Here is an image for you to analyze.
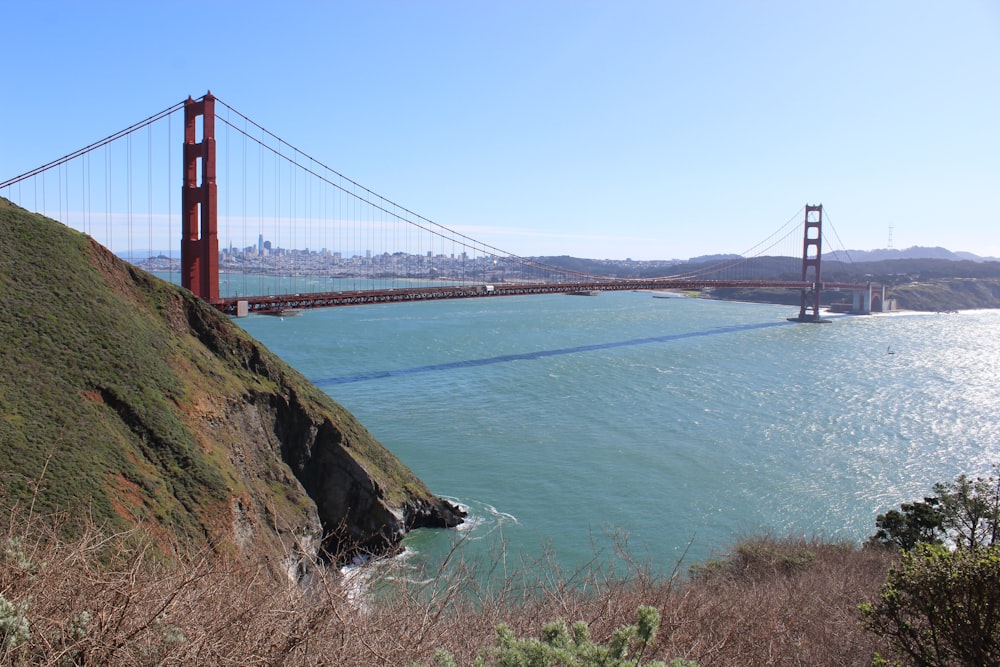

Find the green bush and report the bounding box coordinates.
[869,498,945,551]
[870,467,1000,552]
[860,544,1000,666]
[418,605,697,667]
[934,472,1000,550]
[0,594,30,651]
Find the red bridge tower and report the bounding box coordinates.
[180,93,220,304]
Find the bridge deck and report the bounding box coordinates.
[215,279,873,316]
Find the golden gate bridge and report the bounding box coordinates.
[0,92,883,322]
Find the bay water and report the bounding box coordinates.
[236,292,1000,573]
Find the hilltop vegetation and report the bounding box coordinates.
[0,512,899,665]
[0,198,462,570]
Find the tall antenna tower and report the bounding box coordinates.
[887,224,894,249]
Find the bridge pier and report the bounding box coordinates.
[852,289,870,314]
[851,283,886,314]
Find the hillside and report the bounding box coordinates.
[886,278,1000,311]
[827,245,998,262]
[0,198,463,572]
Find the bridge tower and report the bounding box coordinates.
[792,204,828,323]
[181,93,220,304]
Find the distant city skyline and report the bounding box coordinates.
[117,238,999,265]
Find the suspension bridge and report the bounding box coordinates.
[0,92,884,322]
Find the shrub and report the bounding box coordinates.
[860,544,1000,666]
[421,606,696,667]
[869,498,944,551]
[934,472,1000,550]
[869,466,1000,552]
[0,594,29,651]
[0,509,893,665]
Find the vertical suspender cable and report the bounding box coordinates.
[105,145,111,254]
[274,141,280,296]
[127,132,133,262]
[380,198,385,288]
[242,114,248,298]
[147,124,153,265]
[353,182,358,291]
[223,105,229,298]
[322,165,328,284]
[394,205,399,288]
[168,111,174,286]
[84,152,90,237]
[307,156,312,285]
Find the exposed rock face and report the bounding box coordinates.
[170,283,465,562]
[270,388,465,557]
[207,379,467,561]
[0,198,463,574]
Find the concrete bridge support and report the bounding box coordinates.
[851,283,886,314]
[852,289,871,314]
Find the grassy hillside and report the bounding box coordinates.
[0,200,219,538]
[888,277,1000,311]
[0,198,461,564]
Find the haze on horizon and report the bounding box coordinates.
[1,1,997,261]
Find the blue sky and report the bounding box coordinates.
[2,1,998,260]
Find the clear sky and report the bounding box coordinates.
[2,1,998,260]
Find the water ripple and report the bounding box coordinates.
[311,319,795,386]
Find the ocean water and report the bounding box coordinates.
[237,292,1000,572]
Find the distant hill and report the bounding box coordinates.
[0,198,462,573]
[535,247,997,280]
[821,246,996,263]
[686,253,743,264]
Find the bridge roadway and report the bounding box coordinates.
[215,278,872,316]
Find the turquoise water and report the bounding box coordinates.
[237,293,1000,571]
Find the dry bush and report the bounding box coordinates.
[0,510,899,666]
[657,536,899,666]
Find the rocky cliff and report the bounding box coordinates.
[0,198,463,574]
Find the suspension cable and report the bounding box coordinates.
[0,100,186,190]
[211,97,609,282]
[821,208,855,264]
[664,207,805,280]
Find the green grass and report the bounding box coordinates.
[0,198,447,554]
[0,201,227,539]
